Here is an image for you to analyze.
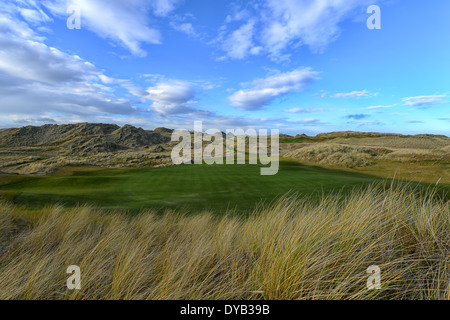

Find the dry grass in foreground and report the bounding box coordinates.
[0,184,449,300]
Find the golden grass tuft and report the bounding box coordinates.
[284,143,377,168]
[0,184,448,300]
[332,136,449,150]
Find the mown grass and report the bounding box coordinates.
[0,161,389,214]
[0,183,448,300]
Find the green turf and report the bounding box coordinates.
[0,160,400,214]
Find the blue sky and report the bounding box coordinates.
[0,0,449,135]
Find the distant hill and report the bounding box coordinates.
[0,123,170,156]
[314,131,448,139]
[0,123,448,175]
[154,127,174,137]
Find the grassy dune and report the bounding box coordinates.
[281,135,449,184]
[0,183,448,300]
[284,143,378,168]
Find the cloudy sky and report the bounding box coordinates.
[0,0,449,135]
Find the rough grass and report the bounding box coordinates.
[0,149,172,175]
[381,149,450,162]
[284,143,378,168]
[332,136,449,150]
[0,183,448,300]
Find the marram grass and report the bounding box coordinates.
[0,183,448,300]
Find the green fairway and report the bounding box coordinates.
[0,160,398,214]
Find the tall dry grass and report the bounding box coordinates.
[0,183,448,300]
[332,136,449,150]
[284,143,377,168]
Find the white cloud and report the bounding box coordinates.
[218,0,372,61]
[263,0,371,58]
[220,19,259,60]
[0,74,135,117]
[4,0,186,57]
[284,108,328,113]
[229,68,319,110]
[151,0,179,17]
[347,120,382,126]
[38,0,165,57]
[0,36,99,84]
[98,74,118,85]
[19,7,52,24]
[313,90,328,98]
[0,10,137,125]
[224,4,250,24]
[333,90,376,98]
[367,105,393,109]
[402,95,448,108]
[171,22,197,37]
[146,81,196,114]
[284,108,313,113]
[0,13,45,41]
